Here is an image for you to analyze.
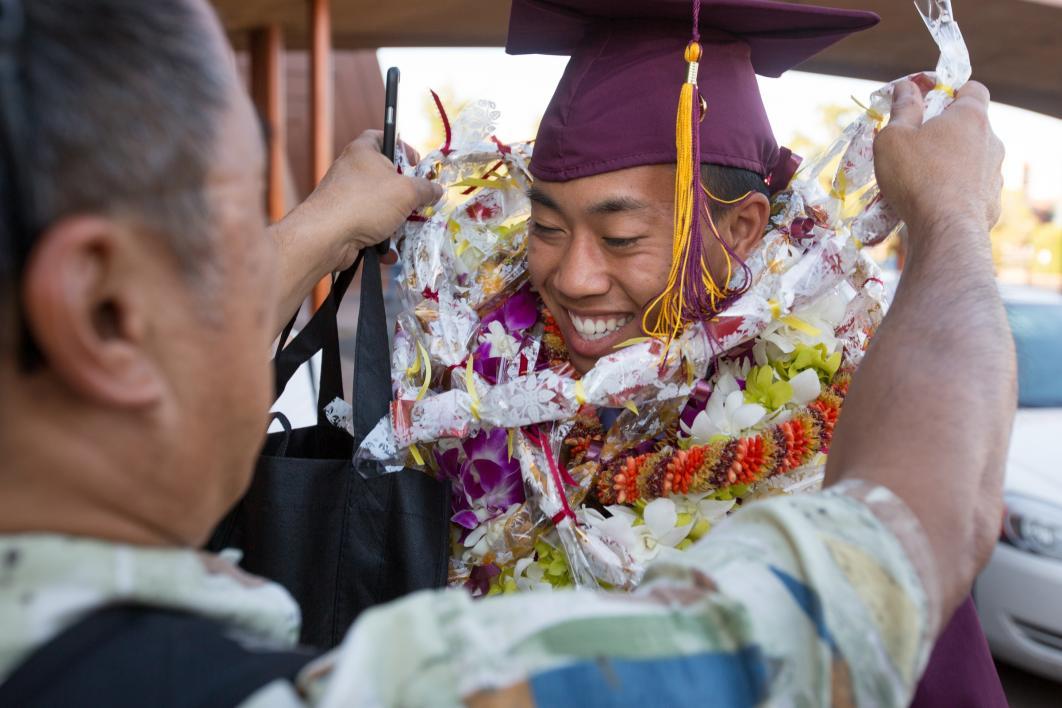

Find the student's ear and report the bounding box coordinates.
[22,215,164,407]
[722,192,771,260]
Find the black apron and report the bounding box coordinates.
[208,249,450,649]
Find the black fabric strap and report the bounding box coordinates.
[0,604,320,708]
[273,251,364,409]
[351,247,392,446]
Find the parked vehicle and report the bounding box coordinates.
[974,284,1062,683]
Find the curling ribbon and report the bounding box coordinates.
[430,89,453,156]
[415,342,431,401]
[524,427,579,525]
[574,379,586,406]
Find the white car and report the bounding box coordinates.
[974,284,1062,682]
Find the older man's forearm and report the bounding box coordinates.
[269,215,334,338]
[824,214,1015,616]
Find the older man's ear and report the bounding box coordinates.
[714,191,771,260]
[21,215,166,408]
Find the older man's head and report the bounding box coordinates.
[0,0,276,546]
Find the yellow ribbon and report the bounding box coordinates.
[613,336,653,350]
[781,315,822,337]
[507,428,515,461]
[409,444,425,466]
[415,342,431,401]
[624,400,640,416]
[768,299,782,320]
[851,95,884,124]
[453,177,517,190]
[455,240,472,257]
[830,170,848,203]
[465,356,481,420]
[573,379,587,406]
[934,83,956,98]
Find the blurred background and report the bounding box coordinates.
[213,2,1062,703]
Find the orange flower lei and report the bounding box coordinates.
[578,372,850,505]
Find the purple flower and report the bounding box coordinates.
[790,216,816,243]
[434,429,525,533]
[460,428,525,513]
[466,563,500,596]
[483,285,538,334]
[434,447,480,532]
[472,341,502,385]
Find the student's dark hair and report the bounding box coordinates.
[0,0,229,284]
[700,163,770,216]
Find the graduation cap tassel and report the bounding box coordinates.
[644,0,729,351]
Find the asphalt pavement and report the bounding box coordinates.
[997,660,1061,707]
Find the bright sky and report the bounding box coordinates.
[378,47,1062,204]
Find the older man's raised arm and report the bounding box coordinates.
[823,79,1014,620]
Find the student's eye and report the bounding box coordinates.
[603,236,644,249]
[530,221,563,237]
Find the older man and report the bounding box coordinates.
[0,1,1011,707]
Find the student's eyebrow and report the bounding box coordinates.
[586,195,649,215]
[527,186,560,211]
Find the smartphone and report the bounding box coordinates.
[376,66,400,256]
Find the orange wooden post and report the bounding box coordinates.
[249,25,286,224]
[310,0,334,310]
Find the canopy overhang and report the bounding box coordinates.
[211,0,1061,118]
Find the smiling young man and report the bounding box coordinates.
[528,163,769,372]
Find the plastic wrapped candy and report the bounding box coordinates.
[336,0,969,596]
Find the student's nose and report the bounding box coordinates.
[551,232,611,301]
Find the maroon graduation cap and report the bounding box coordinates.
[507,0,879,182]
[506,0,879,341]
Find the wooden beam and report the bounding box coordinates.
[249,25,286,224]
[310,0,333,310]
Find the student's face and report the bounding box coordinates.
[527,166,674,374]
[527,165,765,375]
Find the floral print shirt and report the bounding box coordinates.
[0,482,937,707]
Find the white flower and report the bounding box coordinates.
[715,357,752,383]
[643,498,695,547]
[680,374,766,443]
[481,320,520,359]
[581,507,658,565]
[761,289,849,355]
[513,556,553,592]
[789,368,822,405]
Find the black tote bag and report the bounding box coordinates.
[208,249,450,649]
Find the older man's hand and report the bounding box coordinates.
[874,79,1005,244]
[293,130,442,269]
[270,130,442,330]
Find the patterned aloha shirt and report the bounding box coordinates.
[0,481,938,707]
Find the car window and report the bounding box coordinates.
[1006,303,1062,408]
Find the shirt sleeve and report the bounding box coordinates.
[306,484,936,708]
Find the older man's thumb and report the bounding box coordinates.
[886,80,925,131]
[409,178,444,208]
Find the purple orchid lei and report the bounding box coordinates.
[435,427,525,535]
[472,285,540,384]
